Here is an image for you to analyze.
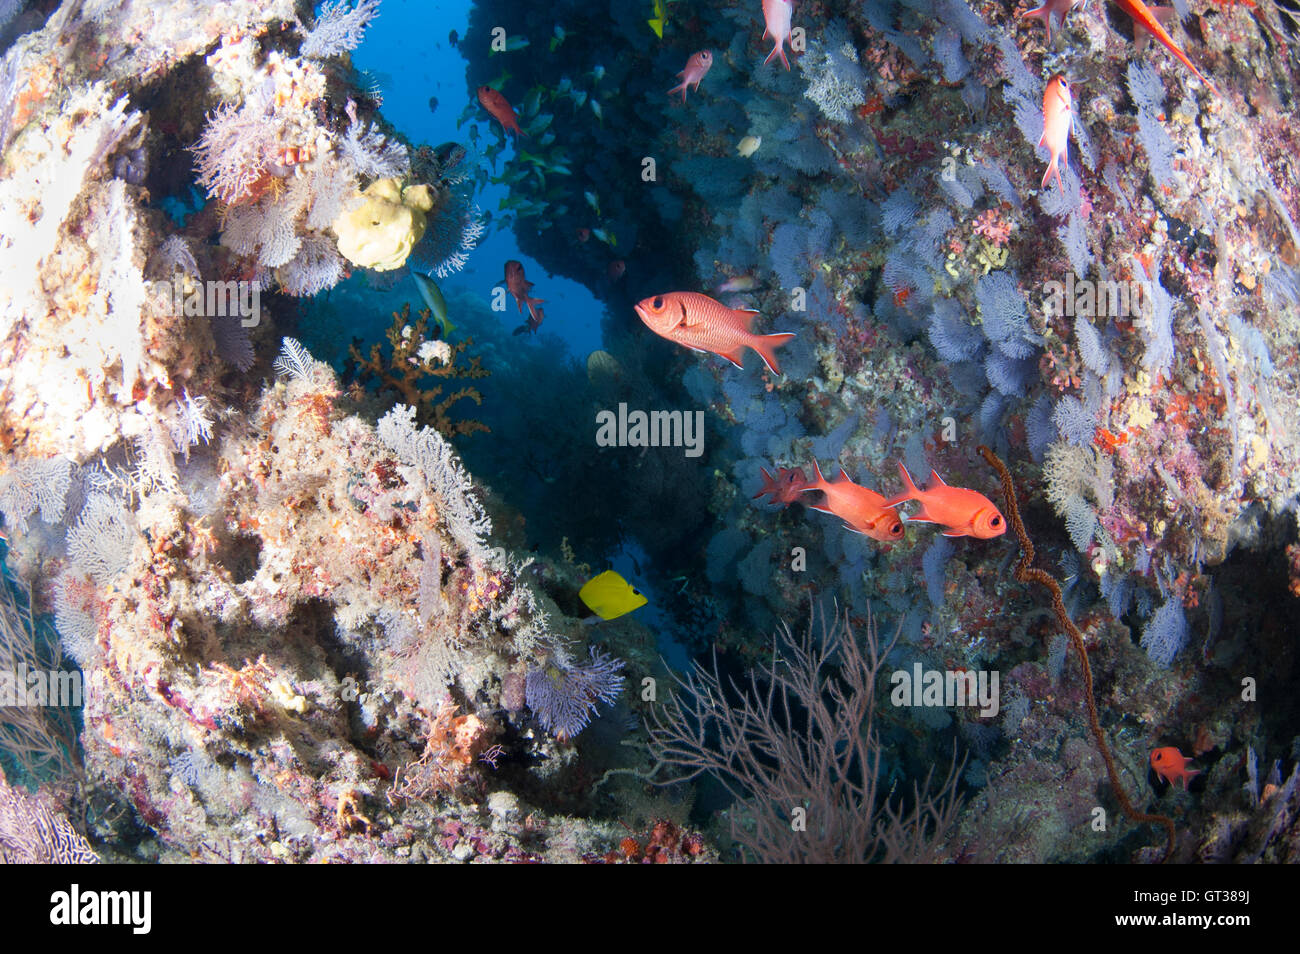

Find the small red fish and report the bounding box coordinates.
[801,461,905,541]
[881,462,1007,539]
[477,86,527,138]
[1150,746,1199,789]
[1114,0,1216,91]
[607,259,626,282]
[761,0,794,69]
[634,291,795,375]
[1039,73,1073,193]
[504,260,544,329]
[669,50,713,102]
[576,227,591,243]
[1022,0,1080,44]
[754,465,809,506]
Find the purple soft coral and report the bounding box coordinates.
[525,649,625,741]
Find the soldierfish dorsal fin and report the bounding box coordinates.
[732,307,761,332]
[929,469,948,488]
[839,467,852,483]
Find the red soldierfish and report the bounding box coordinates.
[1039,74,1073,193]
[1114,0,1216,91]
[801,461,905,541]
[477,86,527,138]
[668,50,713,102]
[881,462,1007,539]
[1150,747,1199,789]
[504,260,544,329]
[634,292,795,375]
[761,0,794,69]
[754,466,809,506]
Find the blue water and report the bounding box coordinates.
[350,0,605,356]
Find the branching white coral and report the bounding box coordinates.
[0,457,72,534]
[273,337,324,382]
[798,22,867,123]
[66,493,137,584]
[377,404,491,556]
[278,234,346,296]
[190,90,277,205]
[340,120,409,180]
[166,390,214,458]
[302,0,381,59]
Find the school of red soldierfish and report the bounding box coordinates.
[755,459,1007,542]
[472,0,1216,536]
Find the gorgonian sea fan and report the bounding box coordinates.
[525,648,625,740]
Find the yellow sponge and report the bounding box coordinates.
[333,178,434,272]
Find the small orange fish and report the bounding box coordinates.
[881,462,1007,539]
[504,260,544,328]
[634,292,795,375]
[477,86,527,138]
[1115,0,1216,91]
[801,462,905,541]
[607,259,626,282]
[1150,746,1199,789]
[668,50,713,102]
[1039,73,1073,193]
[761,0,794,69]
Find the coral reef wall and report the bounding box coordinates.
[456,0,1300,861]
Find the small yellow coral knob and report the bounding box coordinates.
[333,177,433,272]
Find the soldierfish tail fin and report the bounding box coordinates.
[667,81,687,101]
[752,332,796,376]
[754,467,777,499]
[1041,156,1060,192]
[881,460,920,508]
[764,43,790,70]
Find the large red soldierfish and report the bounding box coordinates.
[477,86,527,138]
[881,462,1007,539]
[634,292,795,375]
[1039,74,1073,193]
[1114,0,1216,91]
[504,260,545,328]
[761,0,794,69]
[669,50,713,102]
[801,461,905,542]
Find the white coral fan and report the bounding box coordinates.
[798,21,867,123]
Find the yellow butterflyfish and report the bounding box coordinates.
[579,570,648,621]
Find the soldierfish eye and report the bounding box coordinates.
[652,296,664,309]
[891,523,903,534]
[991,515,1003,527]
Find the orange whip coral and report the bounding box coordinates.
[978,445,1175,863]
